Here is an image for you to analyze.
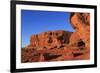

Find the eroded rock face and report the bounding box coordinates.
[30,30,72,49]
[70,13,90,60]
[70,13,90,49]
[21,13,90,63]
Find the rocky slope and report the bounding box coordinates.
[21,13,90,63]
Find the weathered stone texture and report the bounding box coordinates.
[21,13,90,63]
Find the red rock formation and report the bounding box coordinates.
[21,13,90,63]
[70,13,90,59]
[70,13,90,50]
[30,30,72,48]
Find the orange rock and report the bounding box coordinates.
[70,13,90,49]
[21,13,90,63]
[30,30,72,49]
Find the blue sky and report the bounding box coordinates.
[21,10,75,47]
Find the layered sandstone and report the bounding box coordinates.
[21,13,90,63]
[29,30,72,49]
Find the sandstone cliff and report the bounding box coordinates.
[70,13,90,50]
[21,13,90,63]
[29,30,72,49]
